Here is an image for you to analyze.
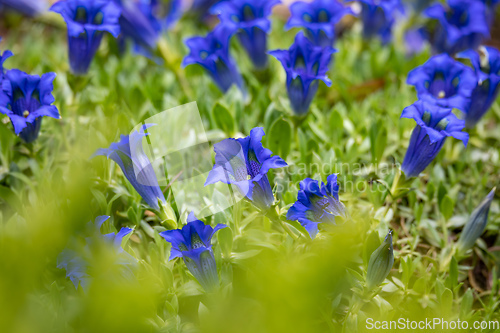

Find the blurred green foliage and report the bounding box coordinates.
[0,8,499,333]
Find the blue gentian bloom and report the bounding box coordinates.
[58,215,134,290]
[211,0,280,69]
[0,69,59,143]
[424,0,490,55]
[0,0,48,16]
[0,40,13,81]
[401,100,468,178]
[406,53,476,112]
[357,0,404,44]
[115,0,182,56]
[183,25,245,94]
[458,47,500,128]
[160,212,227,291]
[286,174,346,239]
[269,32,336,116]
[191,0,221,15]
[404,27,428,56]
[482,0,500,25]
[93,125,166,210]
[50,0,121,75]
[205,127,287,212]
[285,0,354,47]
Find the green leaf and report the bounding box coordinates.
[267,118,292,160]
[459,288,473,319]
[212,103,234,135]
[218,226,233,258]
[369,120,388,164]
[449,256,458,290]
[440,195,454,221]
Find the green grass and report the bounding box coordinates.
[0,10,499,333]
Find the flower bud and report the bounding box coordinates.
[366,230,394,290]
[457,188,496,254]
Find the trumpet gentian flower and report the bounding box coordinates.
[115,0,181,56]
[406,54,476,112]
[457,188,496,254]
[0,0,48,16]
[269,32,335,116]
[183,25,244,94]
[401,100,468,178]
[424,0,490,55]
[205,127,287,212]
[50,0,121,75]
[211,0,280,68]
[357,0,404,44]
[0,40,12,81]
[191,0,220,15]
[93,125,166,210]
[58,215,134,290]
[286,174,346,239]
[458,47,500,127]
[285,0,354,47]
[0,69,59,143]
[160,212,227,291]
[366,230,394,289]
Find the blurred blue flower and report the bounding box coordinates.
[205,127,287,212]
[94,125,166,210]
[357,0,404,44]
[458,47,500,128]
[0,0,48,16]
[407,53,476,112]
[58,215,134,290]
[401,100,468,178]
[269,32,335,116]
[50,0,121,75]
[482,0,500,25]
[424,0,490,55]
[0,40,13,81]
[457,188,496,254]
[285,0,354,47]
[286,174,346,239]
[0,69,59,143]
[183,25,245,94]
[211,0,280,69]
[160,212,227,291]
[191,0,221,15]
[115,0,182,56]
[404,27,428,56]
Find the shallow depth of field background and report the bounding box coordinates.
[1,1,500,333]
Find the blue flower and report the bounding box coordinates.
[424,0,490,55]
[286,174,345,239]
[160,212,227,291]
[357,0,404,44]
[58,215,134,290]
[183,25,245,94]
[404,27,428,56]
[285,0,354,47]
[0,0,48,16]
[406,53,476,112]
[205,127,287,212]
[269,32,335,116]
[458,46,500,128]
[401,100,468,178]
[50,0,121,75]
[0,40,13,81]
[482,0,500,25]
[0,69,59,143]
[191,0,221,15]
[211,0,280,69]
[114,0,182,56]
[93,125,166,210]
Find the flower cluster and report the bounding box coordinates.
[160,212,227,291]
[58,215,135,290]
[424,0,490,55]
[285,0,354,47]
[205,127,287,212]
[270,32,335,116]
[94,125,166,210]
[357,0,404,45]
[0,40,60,143]
[286,174,346,239]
